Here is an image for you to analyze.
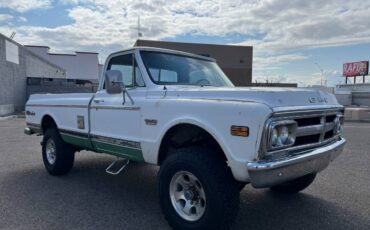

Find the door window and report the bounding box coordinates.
[148,68,178,83]
[106,54,145,88]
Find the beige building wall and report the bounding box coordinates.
[26,52,66,79]
[25,46,100,81]
[134,40,253,86]
[0,33,66,115]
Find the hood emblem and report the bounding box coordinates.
[309,97,328,103]
[309,97,316,103]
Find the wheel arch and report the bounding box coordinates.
[40,114,58,134]
[157,121,230,165]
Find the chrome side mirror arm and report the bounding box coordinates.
[112,81,134,105]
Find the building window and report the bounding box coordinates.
[5,40,19,64]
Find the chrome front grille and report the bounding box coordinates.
[294,115,338,146]
[260,108,344,160]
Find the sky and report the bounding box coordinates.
[0,0,370,86]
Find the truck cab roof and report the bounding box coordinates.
[109,46,216,62]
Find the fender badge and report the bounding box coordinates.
[26,110,35,116]
[77,115,85,129]
[145,119,158,126]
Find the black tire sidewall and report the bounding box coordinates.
[160,160,212,229]
[42,128,74,175]
[159,149,239,230]
[42,129,58,172]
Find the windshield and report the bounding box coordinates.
[140,51,234,87]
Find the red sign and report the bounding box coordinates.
[343,61,369,77]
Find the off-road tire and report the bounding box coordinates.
[270,173,316,194]
[42,127,75,176]
[158,147,240,230]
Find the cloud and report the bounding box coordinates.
[0,0,52,12]
[18,17,27,22]
[0,0,369,85]
[0,14,13,22]
[254,53,308,70]
[234,0,370,51]
[6,1,370,49]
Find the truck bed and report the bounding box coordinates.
[25,93,93,146]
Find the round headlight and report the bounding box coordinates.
[334,117,342,134]
[271,128,278,146]
[278,126,289,144]
[267,120,297,151]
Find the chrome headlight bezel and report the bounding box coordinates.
[333,114,344,135]
[267,120,297,151]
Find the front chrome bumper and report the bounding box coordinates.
[247,138,346,188]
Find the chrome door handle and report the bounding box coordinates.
[93,99,104,103]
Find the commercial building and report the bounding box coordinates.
[134,39,253,86]
[25,45,100,82]
[0,33,66,115]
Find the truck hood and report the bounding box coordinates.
[163,86,340,110]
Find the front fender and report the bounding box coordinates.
[140,98,272,181]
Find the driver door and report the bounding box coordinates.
[89,52,146,162]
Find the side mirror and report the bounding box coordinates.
[105,70,123,94]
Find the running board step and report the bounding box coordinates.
[106,158,130,175]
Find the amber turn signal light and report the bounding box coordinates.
[230,126,249,137]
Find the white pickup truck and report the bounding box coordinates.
[25,47,346,230]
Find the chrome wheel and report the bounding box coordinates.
[169,171,206,221]
[45,138,56,165]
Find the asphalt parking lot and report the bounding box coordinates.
[0,118,369,230]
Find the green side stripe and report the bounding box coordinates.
[29,127,41,134]
[93,140,144,162]
[60,133,144,162]
[61,133,94,150]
